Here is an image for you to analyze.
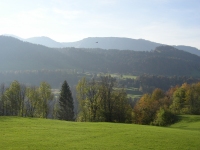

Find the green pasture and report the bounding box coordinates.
[127,94,141,99]
[122,75,137,79]
[126,87,142,99]
[101,73,137,80]
[1,116,200,150]
[170,115,200,131]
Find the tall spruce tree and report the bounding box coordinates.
[58,80,74,121]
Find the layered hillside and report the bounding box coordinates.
[0,36,75,71]
[3,35,200,56]
[1,36,200,76]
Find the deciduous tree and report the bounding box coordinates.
[38,82,53,118]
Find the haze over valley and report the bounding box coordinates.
[1,1,200,149]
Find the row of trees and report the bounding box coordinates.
[0,80,74,121]
[136,74,200,93]
[0,76,132,123]
[133,82,200,126]
[1,77,199,126]
[76,76,132,123]
[0,81,54,118]
[0,69,80,88]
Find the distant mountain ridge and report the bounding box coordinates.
[1,36,200,77]
[62,37,161,51]
[26,36,64,48]
[0,36,76,71]
[2,34,200,56]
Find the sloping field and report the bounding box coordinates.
[170,115,200,131]
[0,116,199,150]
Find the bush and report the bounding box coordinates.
[152,108,177,126]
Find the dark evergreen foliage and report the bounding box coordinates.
[58,80,74,121]
[136,74,200,93]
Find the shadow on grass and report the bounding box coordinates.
[0,116,14,122]
[178,115,200,123]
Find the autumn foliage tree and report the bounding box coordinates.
[133,82,200,126]
[133,88,174,125]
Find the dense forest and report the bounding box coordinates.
[58,46,200,76]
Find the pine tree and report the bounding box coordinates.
[58,80,74,121]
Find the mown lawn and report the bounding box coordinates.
[0,116,200,150]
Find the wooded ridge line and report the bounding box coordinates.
[1,36,200,77]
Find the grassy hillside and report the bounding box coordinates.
[0,116,199,150]
[170,115,200,131]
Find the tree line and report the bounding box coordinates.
[76,76,132,122]
[133,82,200,126]
[0,80,74,120]
[0,75,132,123]
[0,69,81,88]
[136,74,200,93]
[1,76,200,126]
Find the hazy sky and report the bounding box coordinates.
[0,0,200,49]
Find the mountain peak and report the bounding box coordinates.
[26,36,63,48]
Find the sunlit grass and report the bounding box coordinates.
[127,94,141,99]
[0,116,200,149]
[122,75,137,79]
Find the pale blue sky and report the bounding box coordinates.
[0,0,200,49]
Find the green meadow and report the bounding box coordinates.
[170,115,200,131]
[0,116,200,150]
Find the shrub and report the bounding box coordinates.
[152,108,177,126]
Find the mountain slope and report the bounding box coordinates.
[34,37,200,56]
[63,37,200,56]
[26,36,64,48]
[174,45,200,56]
[3,35,200,56]
[62,37,162,51]
[0,36,75,71]
[58,46,200,76]
[1,36,200,76]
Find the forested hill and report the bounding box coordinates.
[63,37,200,56]
[59,46,200,76]
[62,37,161,51]
[4,35,200,56]
[1,36,200,76]
[0,36,76,70]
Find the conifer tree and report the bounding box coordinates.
[58,80,74,121]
